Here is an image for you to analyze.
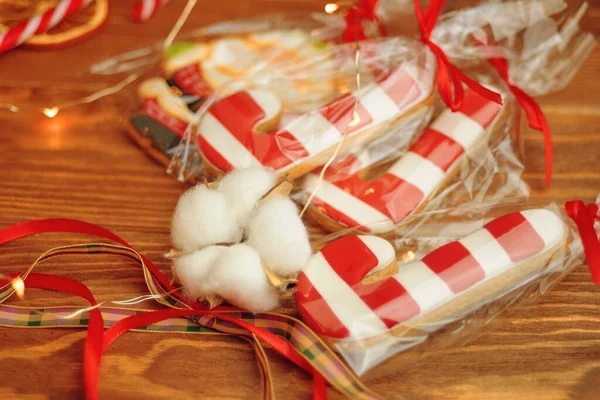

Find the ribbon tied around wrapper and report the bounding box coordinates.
[341,0,386,43]
[565,200,600,284]
[414,0,503,112]
[481,45,554,186]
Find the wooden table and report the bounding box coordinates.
[0,1,599,399]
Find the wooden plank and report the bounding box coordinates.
[0,1,598,399]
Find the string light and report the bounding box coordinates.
[11,277,25,300]
[348,109,361,127]
[62,289,181,319]
[6,0,198,118]
[1,103,20,113]
[42,107,59,118]
[401,251,415,263]
[325,3,339,14]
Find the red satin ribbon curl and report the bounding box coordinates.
[0,219,329,400]
[342,0,386,43]
[565,200,600,284]
[486,55,553,186]
[414,0,503,112]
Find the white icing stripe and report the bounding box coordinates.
[387,152,445,196]
[429,110,484,150]
[200,113,262,169]
[393,261,453,313]
[357,236,396,273]
[520,209,565,248]
[18,15,41,46]
[50,0,70,27]
[303,174,395,232]
[285,113,340,155]
[459,229,513,278]
[303,252,389,340]
[247,90,282,130]
[356,84,399,124]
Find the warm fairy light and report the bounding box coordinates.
[401,251,415,264]
[43,107,60,118]
[325,3,339,13]
[348,110,361,127]
[11,277,25,300]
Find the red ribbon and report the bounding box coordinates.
[565,201,600,284]
[2,272,105,400]
[486,55,553,186]
[414,0,503,112]
[342,0,386,43]
[0,219,328,400]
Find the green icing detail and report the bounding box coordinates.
[164,42,198,59]
[312,40,329,50]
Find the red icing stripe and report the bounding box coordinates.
[143,99,187,137]
[204,92,309,171]
[380,68,422,107]
[422,241,485,293]
[459,89,503,127]
[296,270,351,339]
[321,173,424,223]
[484,212,545,262]
[197,136,235,172]
[320,236,420,329]
[173,64,212,97]
[409,128,465,172]
[310,196,370,232]
[320,93,372,134]
[310,87,502,231]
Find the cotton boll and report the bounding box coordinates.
[217,167,277,226]
[247,195,311,276]
[205,244,279,313]
[173,245,226,300]
[171,185,241,252]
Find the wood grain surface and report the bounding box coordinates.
[0,1,599,399]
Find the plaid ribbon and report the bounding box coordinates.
[0,240,381,400]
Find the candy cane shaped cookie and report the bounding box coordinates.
[296,209,567,346]
[302,87,505,235]
[196,61,435,180]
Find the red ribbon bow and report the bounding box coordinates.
[565,200,600,284]
[342,0,386,43]
[414,0,503,112]
[486,55,553,186]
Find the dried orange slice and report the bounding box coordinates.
[23,0,109,49]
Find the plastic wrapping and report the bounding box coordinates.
[295,197,590,376]
[141,0,594,379]
[119,0,593,186]
[125,37,435,180]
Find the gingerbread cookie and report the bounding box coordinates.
[295,208,568,350]
[301,85,506,235]
[196,51,436,181]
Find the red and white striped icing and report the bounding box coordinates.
[295,209,565,341]
[196,63,432,175]
[0,0,93,55]
[302,87,503,233]
[131,0,169,23]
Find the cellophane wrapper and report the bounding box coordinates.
[114,0,596,381]
[299,197,592,377]
[116,12,395,177]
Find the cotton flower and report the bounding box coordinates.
[171,168,310,313]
